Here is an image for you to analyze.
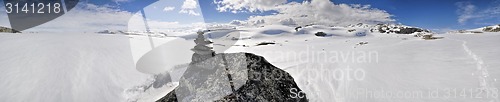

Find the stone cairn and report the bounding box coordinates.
[190,31,215,63]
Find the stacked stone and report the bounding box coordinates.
[191,31,215,63]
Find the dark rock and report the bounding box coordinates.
[152,73,172,89]
[483,27,500,32]
[378,27,386,33]
[256,42,276,46]
[314,32,327,37]
[397,28,424,34]
[471,31,483,33]
[156,53,308,102]
[0,26,21,33]
[295,26,302,32]
[97,30,116,34]
[356,23,363,26]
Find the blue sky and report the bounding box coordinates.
[2,0,500,32]
[195,0,500,31]
[330,0,500,31]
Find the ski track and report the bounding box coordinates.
[457,39,499,102]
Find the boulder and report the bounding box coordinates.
[314,32,327,37]
[97,30,116,34]
[295,26,302,32]
[157,53,308,102]
[397,28,424,34]
[256,42,276,46]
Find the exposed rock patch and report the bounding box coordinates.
[0,26,21,33]
[156,53,308,102]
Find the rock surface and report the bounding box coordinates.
[482,25,500,32]
[157,53,308,102]
[314,32,327,37]
[397,28,425,34]
[0,26,21,33]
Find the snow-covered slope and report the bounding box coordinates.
[0,33,151,102]
[218,25,499,102]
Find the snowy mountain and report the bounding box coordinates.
[473,24,500,32]
[448,24,500,34]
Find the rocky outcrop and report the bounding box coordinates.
[156,53,308,102]
[374,23,430,34]
[482,25,500,32]
[96,30,116,34]
[0,26,21,33]
[396,28,425,34]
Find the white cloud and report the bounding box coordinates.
[24,3,135,32]
[1,2,205,33]
[456,2,477,24]
[480,3,500,20]
[0,5,10,27]
[214,0,287,13]
[229,20,247,26]
[223,0,394,26]
[484,5,500,15]
[128,13,209,35]
[179,0,200,16]
[163,6,175,12]
[454,1,500,25]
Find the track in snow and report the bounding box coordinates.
[458,39,498,102]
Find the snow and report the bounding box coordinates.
[1,24,499,102]
[0,33,150,102]
[221,25,500,102]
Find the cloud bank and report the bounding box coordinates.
[163,6,175,12]
[26,3,134,32]
[179,0,200,16]
[455,1,500,25]
[0,3,11,27]
[456,2,477,24]
[215,0,394,26]
[0,1,205,33]
[214,0,287,13]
